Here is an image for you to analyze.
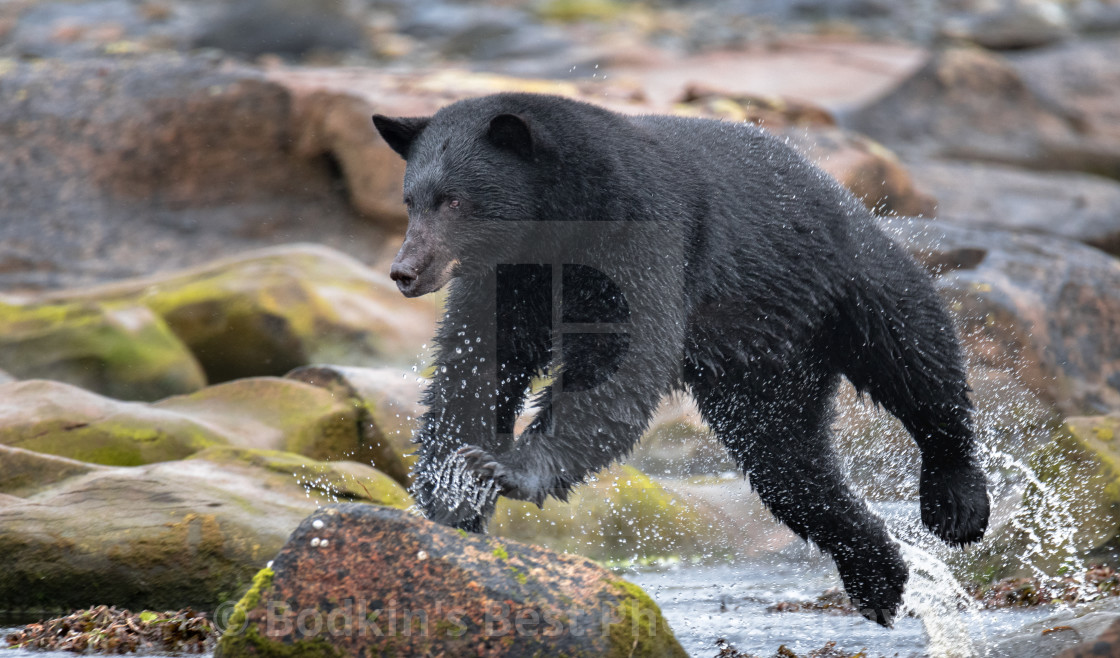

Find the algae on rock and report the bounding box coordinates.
[0,298,205,401]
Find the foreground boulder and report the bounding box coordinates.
[216,504,686,658]
[0,452,408,612]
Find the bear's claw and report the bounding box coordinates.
[457,445,547,507]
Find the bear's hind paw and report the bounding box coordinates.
[920,461,990,546]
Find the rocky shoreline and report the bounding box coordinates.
[2,0,1120,654]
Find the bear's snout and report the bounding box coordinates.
[390,260,421,296]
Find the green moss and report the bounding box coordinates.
[491,542,509,561]
[0,446,97,496]
[0,299,205,401]
[606,579,687,658]
[537,0,624,22]
[190,446,410,509]
[5,416,223,466]
[217,567,344,657]
[492,464,724,562]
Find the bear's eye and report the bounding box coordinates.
[448,198,461,209]
[404,196,413,208]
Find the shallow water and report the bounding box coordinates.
[627,561,1057,657]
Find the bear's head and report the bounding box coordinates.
[373,98,546,298]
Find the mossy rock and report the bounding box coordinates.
[189,446,410,509]
[153,377,366,464]
[0,297,205,401]
[0,380,226,466]
[491,464,743,563]
[285,365,424,485]
[0,444,103,497]
[216,504,686,658]
[0,376,404,469]
[627,395,735,477]
[34,245,437,384]
[0,452,408,612]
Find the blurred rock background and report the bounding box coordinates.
[1,1,1120,651]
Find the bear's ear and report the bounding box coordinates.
[487,114,533,159]
[372,115,430,159]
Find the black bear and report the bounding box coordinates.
[373,93,989,626]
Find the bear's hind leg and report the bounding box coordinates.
[837,273,990,546]
[690,365,907,626]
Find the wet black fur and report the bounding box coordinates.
[374,93,990,627]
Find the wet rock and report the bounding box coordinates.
[782,127,937,217]
[940,1,1072,50]
[852,40,1120,178]
[0,376,409,470]
[0,297,205,401]
[155,378,368,464]
[1,0,195,59]
[290,91,409,230]
[400,4,571,62]
[1059,615,1120,658]
[972,565,1120,609]
[982,596,1120,658]
[1008,36,1120,178]
[849,46,1083,169]
[0,54,383,292]
[491,464,749,563]
[669,87,934,216]
[1073,3,1120,35]
[35,244,436,383]
[215,504,687,658]
[767,587,856,615]
[0,444,103,498]
[188,446,410,510]
[286,365,418,486]
[0,455,406,611]
[191,0,364,58]
[675,84,837,129]
[887,218,1120,415]
[0,380,225,466]
[912,160,1120,255]
[5,606,218,654]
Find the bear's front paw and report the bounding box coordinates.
[457,445,548,508]
[920,460,990,546]
[834,544,909,628]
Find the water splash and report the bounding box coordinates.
[898,541,979,658]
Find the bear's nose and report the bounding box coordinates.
[390,262,418,293]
